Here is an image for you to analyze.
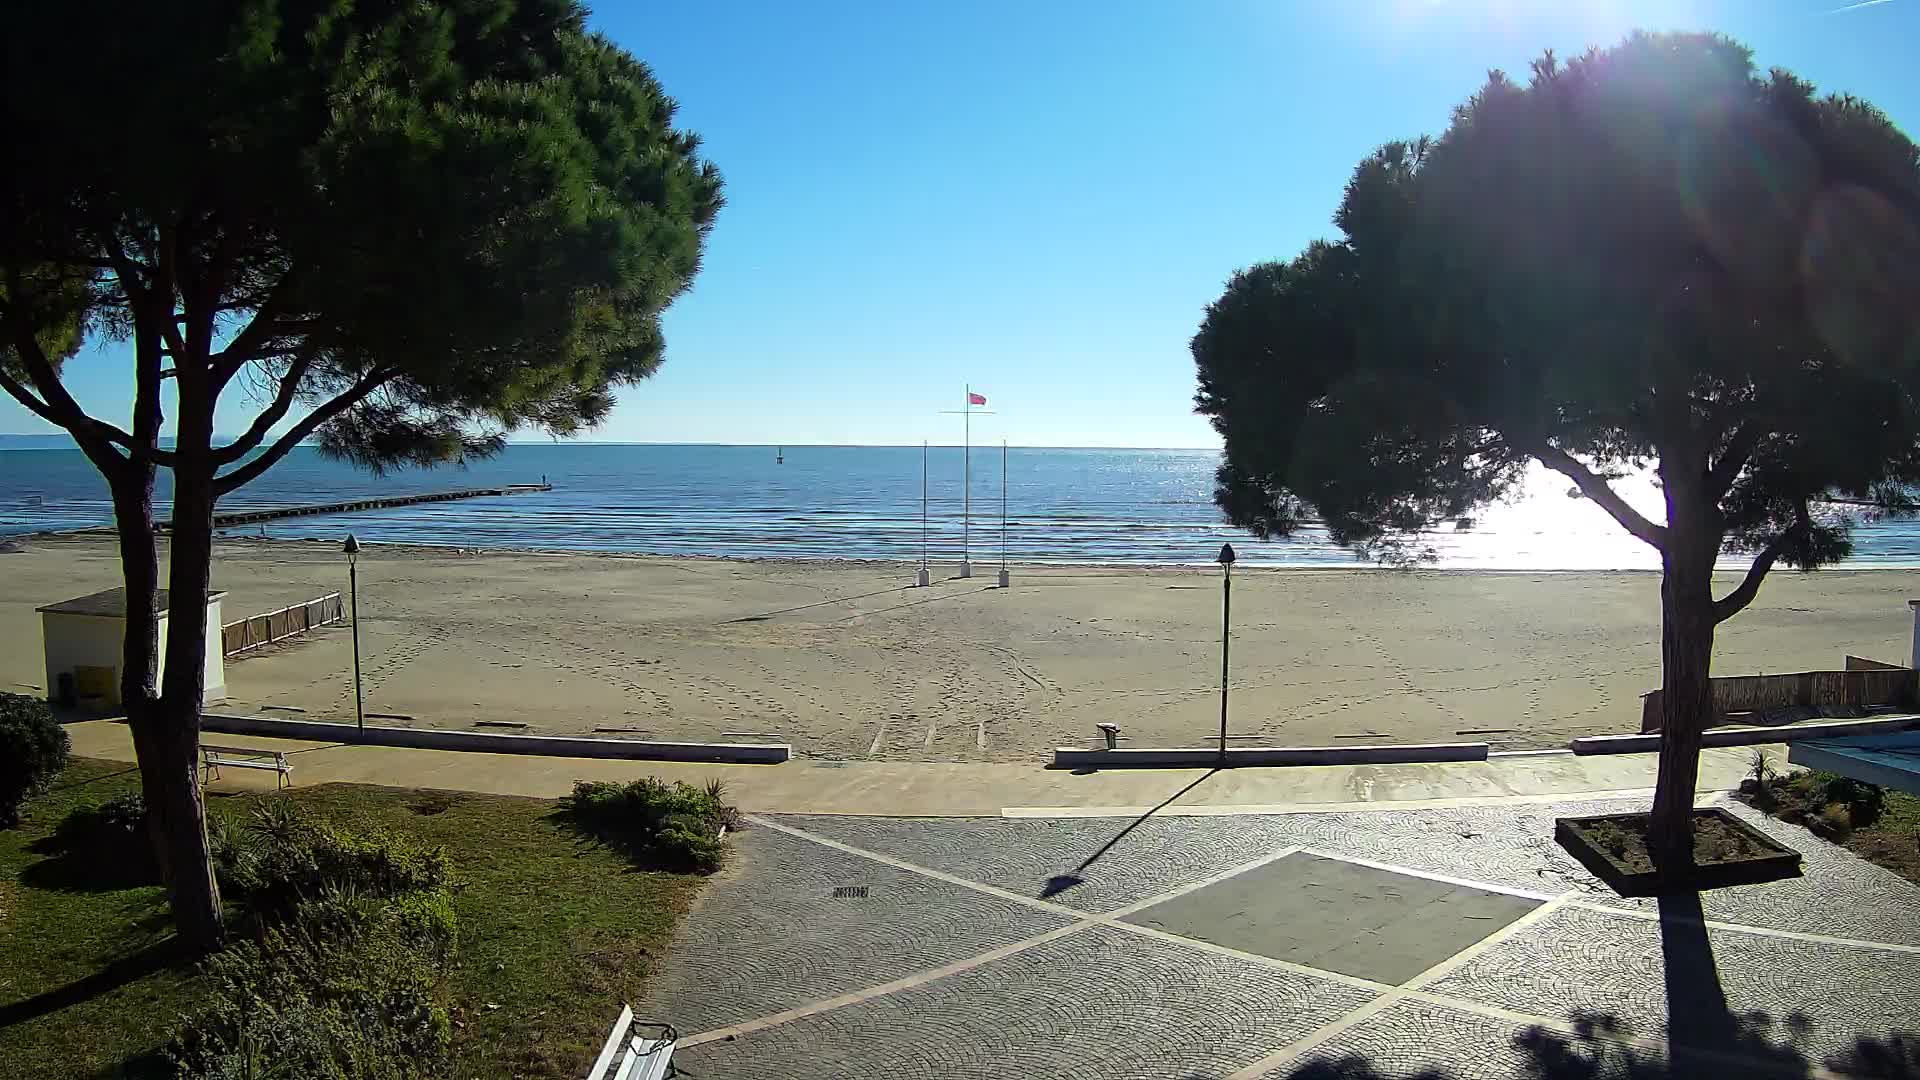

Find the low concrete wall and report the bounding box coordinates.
[1051,742,1488,770]
[201,713,790,764]
[1571,714,1920,756]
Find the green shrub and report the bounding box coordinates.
[173,808,459,1079]
[1790,770,1888,829]
[561,777,739,873]
[0,692,69,827]
[220,801,453,923]
[1812,801,1855,840]
[46,792,158,881]
[171,890,453,1080]
[1821,774,1887,828]
[57,791,148,840]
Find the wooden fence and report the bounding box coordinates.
[221,593,345,657]
[1640,666,1916,733]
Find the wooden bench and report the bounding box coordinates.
[586,1005,675,1080]
[200,744,293,790]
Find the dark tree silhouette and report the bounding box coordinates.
[1194,32,1920,857]
[0,0,721,948]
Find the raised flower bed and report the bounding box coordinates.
[1556,808,1801,896]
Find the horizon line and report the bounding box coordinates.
[0,435,1224,452]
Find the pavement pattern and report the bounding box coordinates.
[641,797,1920,1079]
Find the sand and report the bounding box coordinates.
[4,535,1918,762]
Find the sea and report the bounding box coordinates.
[3,442,1918,569]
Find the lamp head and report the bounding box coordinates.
[1217,543,1236,566]
[343,534,360,559]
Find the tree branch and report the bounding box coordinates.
[212,368,395,494]
[1707,422,1762,498]
[212,348,316,465]
[0,369,66,428]
[1512,436,1669,550]
[209,268,306,389]
[0,302,153,463]
[1712,500,1811,624]
[143,224,192,369]
[129,300,166,458]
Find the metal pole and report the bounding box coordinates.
[349,558,364,733]
[1001,440,1008,569]
[917,441,931,587]
[1219,560,1231,762]
[963,385,971,576]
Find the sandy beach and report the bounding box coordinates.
[5,534,1918,761]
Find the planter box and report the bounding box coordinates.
[1555,808,1802,897]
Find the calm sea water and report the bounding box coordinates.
[3,443,1917,569]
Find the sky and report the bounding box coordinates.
[6,0,1917,449]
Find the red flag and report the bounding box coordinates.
[968,392,987,406]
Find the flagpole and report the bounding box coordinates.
[997,439,1010,588]
[917,441,930,587]
[961,384,972,579]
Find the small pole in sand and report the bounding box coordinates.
[1217,543,1236,763]
[998,440,1010,588]
[344,533,365,734]
[917,442,931,587]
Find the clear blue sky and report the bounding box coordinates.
[7,0,1915,448]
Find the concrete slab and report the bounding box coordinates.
[202,711,791,763]
[1051,741,1488,768]
[672,923,1376,1080]
[637,798,1920,1079]
[639,827,1074,1035]
[1425,902,1920,1067]
[1121,851,1541,984]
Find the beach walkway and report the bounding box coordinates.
[62,721,1920,1076]
[648,796,1920,1079]
[64,718,1771,816]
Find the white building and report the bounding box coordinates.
[38,588,227,707]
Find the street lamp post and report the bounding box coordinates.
[1217,543,1236,763]
[344,534,364,733]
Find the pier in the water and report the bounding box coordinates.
[166,484,553,531]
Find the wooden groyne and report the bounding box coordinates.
[163,484,551,530]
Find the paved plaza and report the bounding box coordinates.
[643,796,1920,1079]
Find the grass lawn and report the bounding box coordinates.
[0,759,705,1080]
[1847,787,1920,885]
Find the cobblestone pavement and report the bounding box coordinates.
[643,796,1920,1079]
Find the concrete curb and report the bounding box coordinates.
[1050,742,1489,769]
[1569,714,1920,756]
[200,713,791,764]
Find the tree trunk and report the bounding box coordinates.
[1649,533,1718,865]
[108,471,160,711]
[107,466,177,882]
[151,454,225,951]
